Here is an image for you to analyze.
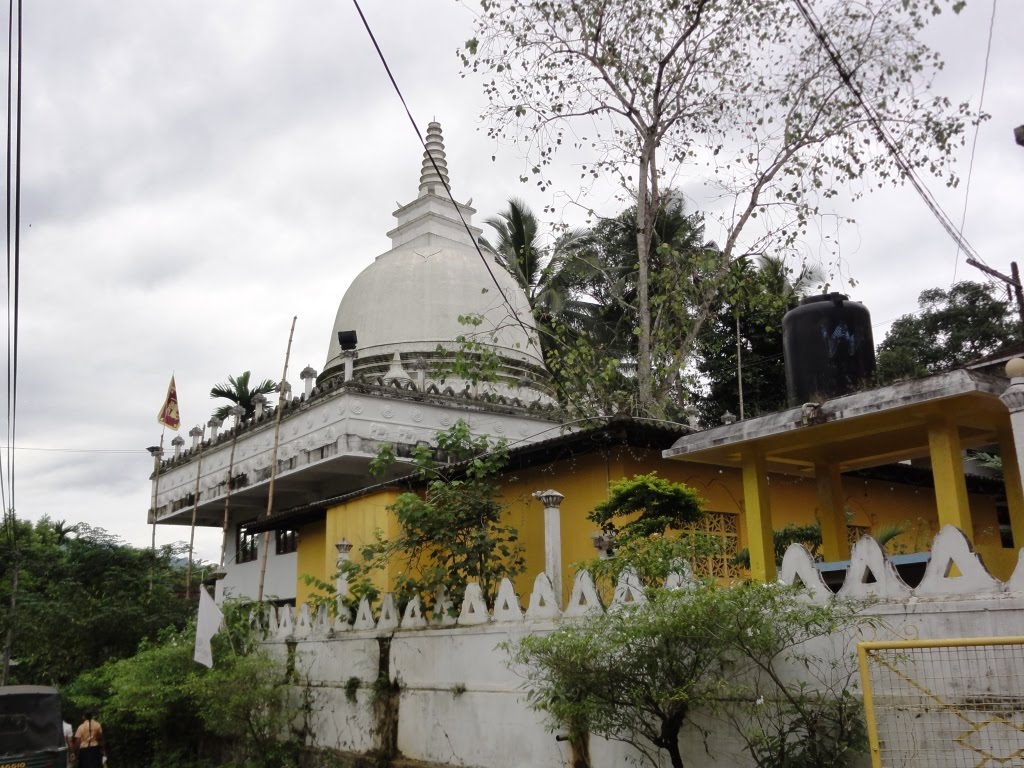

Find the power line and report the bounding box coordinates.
[791,0,986,267]
[0,446,149,454]
[3,0,20,516]
[952,0,998,282]
[348,0,544,352]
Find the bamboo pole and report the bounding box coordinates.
[148,431,165,592]
[257,316,297,603]
[218,406,246,570]
[185,427,205,601]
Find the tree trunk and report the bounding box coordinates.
[1,562,18,685]
[664,723,685,768]
[635,137,656,414]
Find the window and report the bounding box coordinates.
[276,528,298,555]
[237,520,258,563]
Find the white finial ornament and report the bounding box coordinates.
[418,122,450,197]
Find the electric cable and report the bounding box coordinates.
[349,0,547,353]
[952,0,998,282]
[10,0,20,516]
[792,0,985,266]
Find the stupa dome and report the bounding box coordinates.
[321,123,552,402]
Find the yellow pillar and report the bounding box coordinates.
[742,448,776,582]
[815,461,851,562]
[998,424,1024,548]
[926,417,972,541]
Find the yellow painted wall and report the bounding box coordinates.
[295,519,326,607]
[295,448,1015,599]
[297,490,404,603]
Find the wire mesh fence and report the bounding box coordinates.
[858,637,1024,768]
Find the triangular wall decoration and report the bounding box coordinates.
[564,570,603,618]
[492,578,524,622]
[353,597,377,631]
[458,583,490,625]
[401,595,427,629]
[838,536,911,599]
[610,568,647,611]
[916,525,1001,596]
[778,544,831,600]
[377,593,400,631]
[526,572,561,620]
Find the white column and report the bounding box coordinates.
[335,538,353,597]
[252,393,267,420]
[533,489,564,609]
[342,351,357,382]
[207,416,223,441]
[189,425,204,450]
[171,435,185,459]
[300,365,317,398]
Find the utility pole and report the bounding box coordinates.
[966,258,1024,337]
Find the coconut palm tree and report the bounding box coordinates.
[482,198,593,332]
[210,371,277,421]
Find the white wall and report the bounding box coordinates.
[264,527,1024,768]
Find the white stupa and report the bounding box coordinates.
[320,122,553,403]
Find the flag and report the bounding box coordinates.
[157,375,181,430]
[194,586,223,668]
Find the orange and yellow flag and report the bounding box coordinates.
[157,375,181,430]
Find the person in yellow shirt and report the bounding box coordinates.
[73,711,105,768]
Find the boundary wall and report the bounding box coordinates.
[265,525,1024,767]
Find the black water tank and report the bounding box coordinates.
[782,293,875,406]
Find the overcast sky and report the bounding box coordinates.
[6,0,1023,561]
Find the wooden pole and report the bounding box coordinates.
[185,428,205,601]
[965,257,1024,336]
[219,407,245,570]
[257,316,298,603]
[149,431,165,592]
[735,312,744,421]
[1011,262,1024,337]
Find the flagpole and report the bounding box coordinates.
[257,316,297,604]
[185,425,205,601]
[153,373,181,592]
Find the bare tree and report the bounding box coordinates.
[463,0,974,416]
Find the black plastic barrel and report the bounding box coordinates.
[782,293,875,406]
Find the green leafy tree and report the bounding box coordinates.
[67,600,300,768]
[876,282,1018,383]
[210,370,277,421]
[590,473,704,541]
[464,0,974,417]
[542,194,712,419]
[483,198,592,330]
[584,474,722,592]
[0,518,195,687]
[509,580,873,768]
[351,420,526,610]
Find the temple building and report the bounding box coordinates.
[149,124,1024,609]
[148,123,560,602]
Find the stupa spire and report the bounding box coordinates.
[417,121,450,197]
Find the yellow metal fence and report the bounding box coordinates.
[858,637,1024,767]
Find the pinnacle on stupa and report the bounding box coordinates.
[417,121,451,197]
